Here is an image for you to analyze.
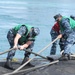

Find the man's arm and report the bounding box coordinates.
[13,33,21,49]
[19,41,33,50]
[57,18,73,39]
[61,18,72,35]
[13,25,27,49]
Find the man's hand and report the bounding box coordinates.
[57,34,62,39]
[18,41,32,50]
[18,45,25,50]
[13,45,18,50]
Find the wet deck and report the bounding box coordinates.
[0,58,75,75]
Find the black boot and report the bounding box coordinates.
[4,60,14,70]
[21,57,35,67]
[59,53,70,61]
[27,62,35,67]
[63,53,70,60]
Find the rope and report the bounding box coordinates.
[0,48,14,55]
[3,60,59,75]
[12,37,59,73]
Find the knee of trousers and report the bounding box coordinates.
[7,50,16,60]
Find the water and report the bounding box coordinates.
[0,0,75,59]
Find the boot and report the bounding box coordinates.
[21,57,35,67]
[63,53,70,60]
[4,59,14,70]
[59,53,70,61]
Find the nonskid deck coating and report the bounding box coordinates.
[0,58,75,75]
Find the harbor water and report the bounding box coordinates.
[0,0,75,59]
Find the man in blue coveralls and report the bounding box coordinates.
[54,14,75,60]
[4,24,40,70]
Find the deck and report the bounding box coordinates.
[0,58,75,75]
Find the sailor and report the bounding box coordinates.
[50,22,65,55]
[4,24,40,69]
[54,14,75,60]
